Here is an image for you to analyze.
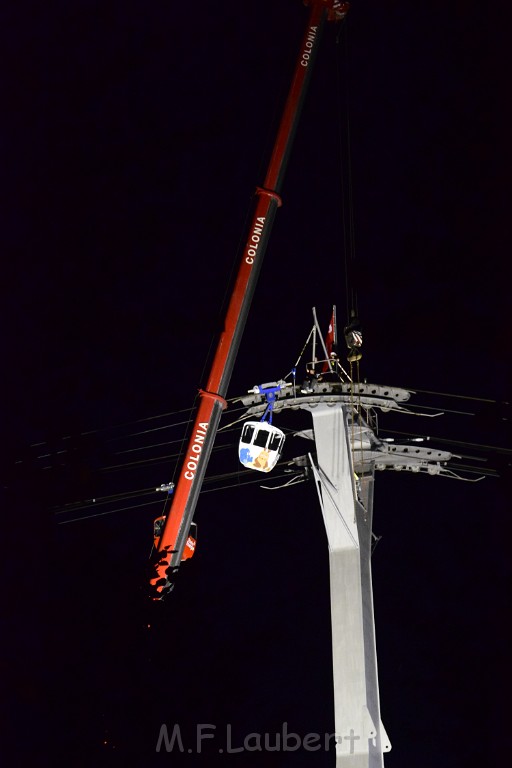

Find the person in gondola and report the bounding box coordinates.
[344,311,363,363]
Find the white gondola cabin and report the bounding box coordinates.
[239,420,285,473]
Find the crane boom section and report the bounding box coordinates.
[150,0,349,598]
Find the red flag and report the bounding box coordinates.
[322,307,337,371]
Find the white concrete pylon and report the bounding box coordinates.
[306,403,390,767]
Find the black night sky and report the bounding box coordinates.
[2,2,511,767]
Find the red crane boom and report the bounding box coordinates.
[150,0,349,598]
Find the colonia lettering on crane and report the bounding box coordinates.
[183,423,208,480]
[245,217,266,264]
[300,26,318,67]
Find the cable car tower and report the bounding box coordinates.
[235,318,455,766]
[232,301,480,766]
